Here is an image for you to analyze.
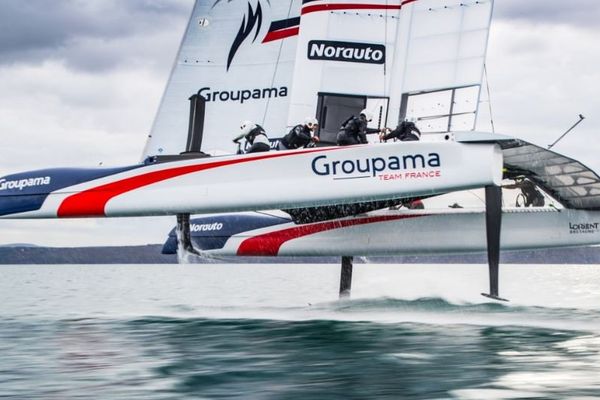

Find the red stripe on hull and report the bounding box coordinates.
[237,214,427,256]
[57,147,341,218]
[262,27,300,43]
[302,0,418,15]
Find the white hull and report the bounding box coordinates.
[1,142,502,218]
[195,208,600,257]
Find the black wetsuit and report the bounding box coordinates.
[336,116,379,146]
[382,121,421,142]
[280,124,313,150]
[245,125,270,153]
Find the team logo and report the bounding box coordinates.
[214,0,299,70]
[308,40,386,64]
[311,153,441,180]
[198,86,288,103]
[227,2,264,70]
[0,176,51,191]
[569,222,600,234]
[191,222,224,232]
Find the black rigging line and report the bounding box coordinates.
[548,114,586,150]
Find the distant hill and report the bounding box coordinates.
[1,245,600,264]
[0,245,176,264]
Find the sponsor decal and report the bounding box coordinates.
[0,176,51,191]
[311,153,441,180]
[268,138,281,150]
[308,40,385,64]
[198,86,287,104]
[218,0,414,68]
[191,222,224,232]
[244,138,281,151]
[569,222,600,234]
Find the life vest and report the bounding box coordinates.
[282,125,311,149]
[246,125,267,145]
[337,116,363,145]
[398,121,420,141]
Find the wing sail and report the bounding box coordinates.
[456,132,600,210]
[142,0,302,158]
[287,0,494,140]
[502,141,600,210]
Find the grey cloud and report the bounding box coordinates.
[494,0,600,28]
[0,0,192,71]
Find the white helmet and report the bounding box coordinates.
[360,109,374,122]
[304,116,318,127]
[240,120,255,135]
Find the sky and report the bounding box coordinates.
[0,0,599,247]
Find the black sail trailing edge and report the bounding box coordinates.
[184,93,206,154]
[176,93,209,256]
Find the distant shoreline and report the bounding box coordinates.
[2,245,600,264]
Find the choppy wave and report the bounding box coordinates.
[331,296,600,320]
[2,264,600,398]
[139,297,600,334]
[4,312,600,399]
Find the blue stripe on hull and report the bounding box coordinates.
[0,165,142,216]
[162,213,291,254]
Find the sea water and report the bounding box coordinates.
[1,263,599,399]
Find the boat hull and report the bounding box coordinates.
[163,208,600,256]
[0,142,502,218]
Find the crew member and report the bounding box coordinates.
[504,177,545,207]
[380,117,421,142]
[279,117,320,150]
[233,120,270,153]
[336,109,383,146]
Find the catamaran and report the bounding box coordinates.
[1,0,599,301]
